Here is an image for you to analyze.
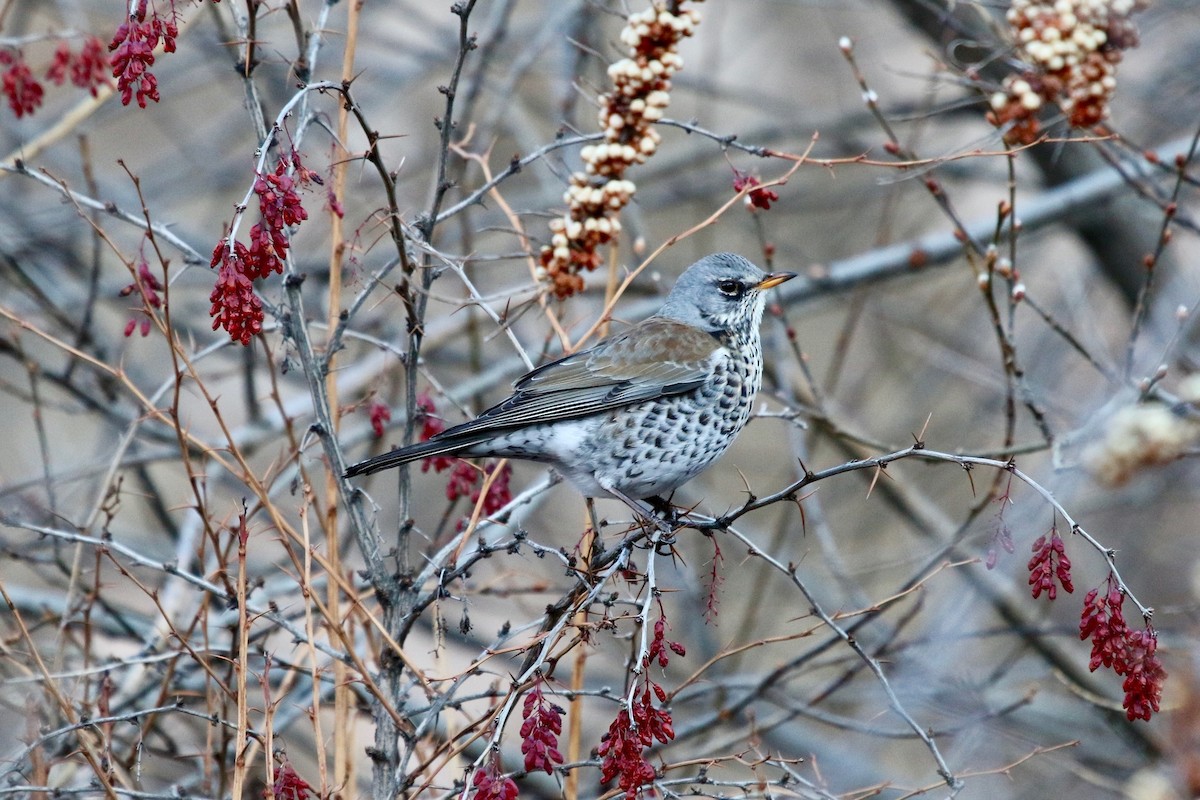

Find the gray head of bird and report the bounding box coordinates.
[657,252,796,334]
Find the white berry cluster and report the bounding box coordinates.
[987,0,1146,145]
[539,2,702,299]
[1084,375,1200,486]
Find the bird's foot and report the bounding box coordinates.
[645,516,677,540]
[603,486,679,535]
[645,495,686,528]
[653,532,679,556]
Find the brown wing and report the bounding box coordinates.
[344,317,723,477]
[446,316,721,434]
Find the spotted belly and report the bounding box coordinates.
[462,355,761,500]
[586,361,758,499]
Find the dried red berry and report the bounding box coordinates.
[1028,528,1073,600]
[519,678,565,775]
[2,53,45,118]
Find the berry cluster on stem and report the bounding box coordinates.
[597,612,684,799]
[1,36,110,119]
[1079,573,1166,721]
[538,2,703,298]
[519,675,564,775]
[210,149,315,345]
[411,393,514,519]
[109,0,181,108]
[118,257,164,338]
[988,0,1147,144]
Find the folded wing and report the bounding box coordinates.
[344,317,722,477]
[454,316,721,432]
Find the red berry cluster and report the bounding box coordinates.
[474,462,513,516]
[118,258,164,337]
[1079,574,1166,721]
[415,391,454,472]
[271,759,315,800]
[470,753,518,800]
[368,401,391,437]
[413,393,514,515]
[109,0,179,108]
[538,1,703,299]
[46,37,110,97]
[248,155,311,276]
[732,168,779,211]
[987,0,1147,145]
[0,51,44,118]
[445,461,479,502]
[0,36,113,120]
[441,461,514,521]
[519,676,565,775]
[209,244,263,345]
[210,150,314,345]
[1027,527,1073,600]
[597,614,684,799]
[992,503,1165,722]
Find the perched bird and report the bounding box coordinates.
[345,253,795,521]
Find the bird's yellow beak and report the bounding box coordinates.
[755,272,797,291]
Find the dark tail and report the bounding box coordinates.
[343,434,485,478]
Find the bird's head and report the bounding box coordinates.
[658,252,796,334]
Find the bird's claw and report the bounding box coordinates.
[653,533,678,554]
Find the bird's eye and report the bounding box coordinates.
[716,279,743,298]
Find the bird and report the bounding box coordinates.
[345,253,795,524]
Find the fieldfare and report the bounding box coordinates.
[345,252,795,522]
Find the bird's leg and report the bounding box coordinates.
[581,498,605,581]
[602,484,676,534]
[645,495,685,527]
[585,497,604,539]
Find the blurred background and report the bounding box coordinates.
[2,1,1199,798]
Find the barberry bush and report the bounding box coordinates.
[2,2,1199,799]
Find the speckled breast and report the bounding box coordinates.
[590,338,763,499]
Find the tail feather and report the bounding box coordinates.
[344,435,480,478]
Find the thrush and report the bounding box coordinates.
[345,253,795,521]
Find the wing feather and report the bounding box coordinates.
[436,317,721,438]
